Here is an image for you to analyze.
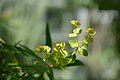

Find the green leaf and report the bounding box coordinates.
[85,28,96,35]
[46,22,52,51]
[18,44,40,58]
[78,47,83,55]
[61,50,69,57]
[23,67,48,80]
[60,58,73,66]
[81,40,88,46]
[48,52,59,67]
[85,35,93,43]
[36,45,51,54]
[78,47,88,56]
[73,28,82,34]
[47,69,54,80]
[68,40,79,48]
[16,44,48,66]
[66,54,76,63]
[0,37,5,43]
[66,60,84,67]
[70,20,81,27]
[7,63,18,66]
[68,33,77,38]
[83,49,88,56]
[39,73,45,80]
[14,45,30,56]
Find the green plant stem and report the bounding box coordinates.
[76,36,80,47]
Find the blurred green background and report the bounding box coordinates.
[0,0,120,80]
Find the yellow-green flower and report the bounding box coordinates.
[54,42,66,51]
[70,20,81,27]
[35,47,40,53]
[85,28,96,35]
[35,45,51,54]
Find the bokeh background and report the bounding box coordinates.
[0,0,120,80]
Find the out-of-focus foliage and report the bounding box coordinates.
[0,39,49,80]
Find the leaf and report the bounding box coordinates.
[73,28,82,34]
[46,22,52,51]
[60,58,72,66]
[18,44,39,58]
[85,35,93,43]
[47,69,54,80]
[66,54,76,63]
[70,20,81,27]
[14,45,30,56]
[35,45,51,54]
[2,43,19,52]
[68,40,79,48]
[66,60,84,67]
[48,52,59,67]
[38,73,45,80]
[0,37,5,43]
[7,63,18,66]
[81,40,88,46]
[78,47,83,55]
[78,47,88,56]
[85,28,96,35]
[16,44,48,66]
[68,33,77,38]
[8,54,19,64]
[83,49,88,56]
[22,67,47,80]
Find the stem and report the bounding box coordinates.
[76,36,80,47]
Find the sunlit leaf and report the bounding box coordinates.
[60,58,72,66]
[85,28,96,35]
[35,45,51,54]
[70,20,81,27]
[66,60,84,67]
[68,33,77,38]
[7,63,18,66]
[73,28,82,34]
[66,54,76,63]
[35,45,51,61]
[61,50,69,57]
[0,37,5,43]
[85,35,93,43]
[78,47,88,56]
[81,40,88,46]
[48,52,59,67]
[68,40,79,48]
[78,47,83,55]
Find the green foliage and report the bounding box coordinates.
[0,20,96,80]
[46,22,52,49]
[68,40,79,48]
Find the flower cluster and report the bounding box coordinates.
[69,20,96,56]
[35,20,96,69]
